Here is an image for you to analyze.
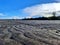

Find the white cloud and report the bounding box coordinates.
[8,16,24,19]
[0,13,5,16]
[23,3,60,17]
[12,16,20,19]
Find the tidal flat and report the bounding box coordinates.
[0,20,60,45]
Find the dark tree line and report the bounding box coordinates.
[22,12,60,20]
[22,16,60,20]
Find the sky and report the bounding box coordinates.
[0,0,60,19]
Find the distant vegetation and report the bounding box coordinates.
[22,16,60,20]
[22,12,60,20]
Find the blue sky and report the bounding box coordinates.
[0,0,59,19]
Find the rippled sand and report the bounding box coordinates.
[0,20,60,45]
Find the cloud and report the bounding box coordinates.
[0,13,5,16]
[23,3,60,18]
[8,16,24,19]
